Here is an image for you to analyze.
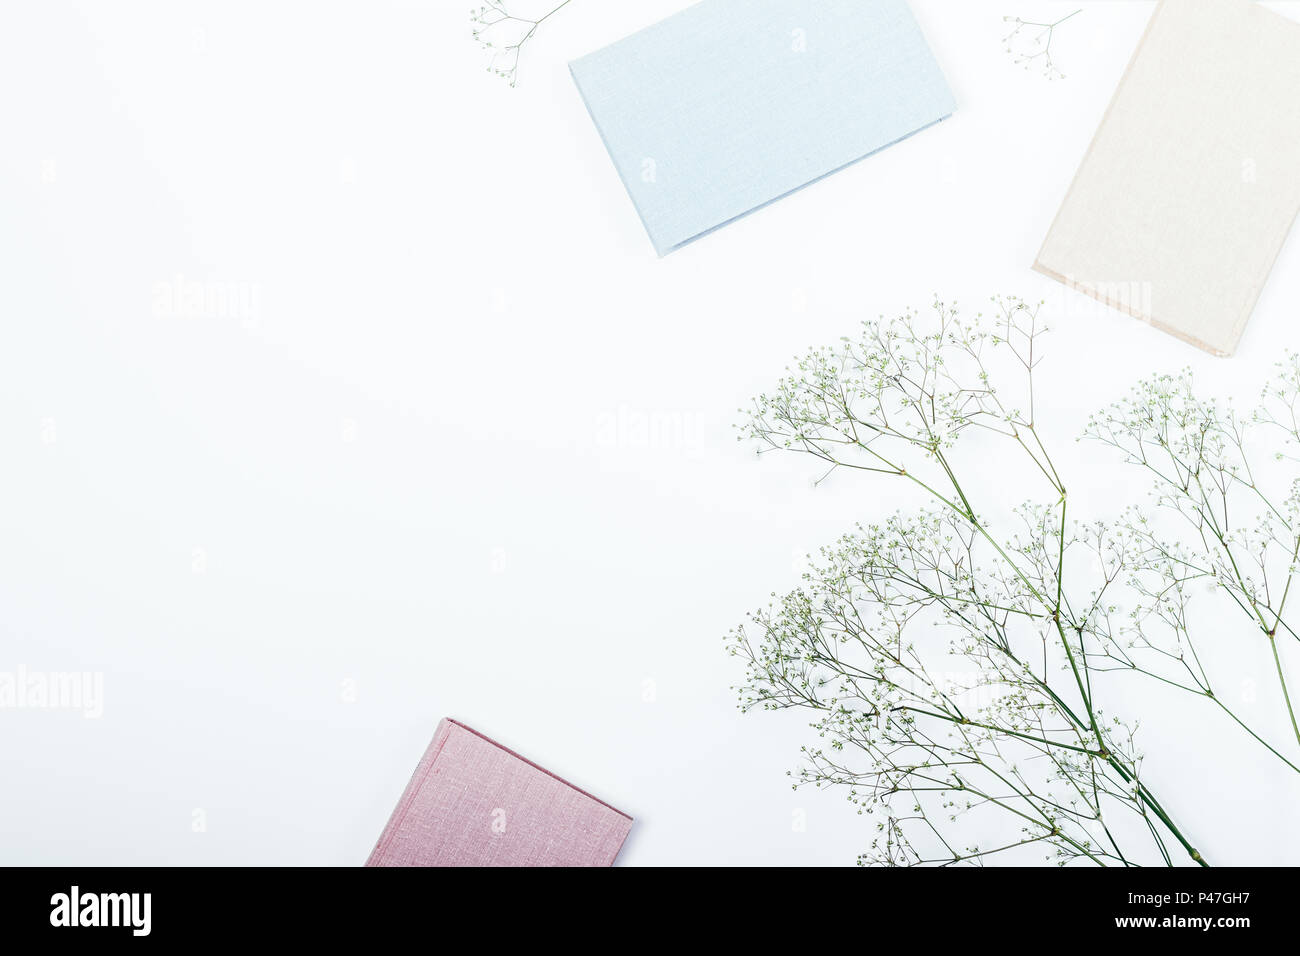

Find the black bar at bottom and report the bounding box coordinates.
[0,865,1288,942]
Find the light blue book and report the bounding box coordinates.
[571,0,955,256]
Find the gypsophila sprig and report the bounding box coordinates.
[731,298,1218,866]
[471,0,574,87]
[1086,366,1300,759]
[1003,9,1081,80]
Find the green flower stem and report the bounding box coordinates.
[879,437,1209,866]
[1123,447,1300,755]
[1269,633,1300,747]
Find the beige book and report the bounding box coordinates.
[1034,0,1300,356]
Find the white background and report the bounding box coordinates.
[3,0,1299,866]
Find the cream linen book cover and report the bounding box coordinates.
[1034,0,1300,356]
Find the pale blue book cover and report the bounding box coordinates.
[570,0,956,255]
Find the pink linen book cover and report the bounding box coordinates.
[366,719,632,867]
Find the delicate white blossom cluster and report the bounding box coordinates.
[1003,10,1081,81]
[731,299,1299,866]
[1087,369,1300,762]
[471,0,572,87]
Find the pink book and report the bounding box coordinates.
[366,719,633,867]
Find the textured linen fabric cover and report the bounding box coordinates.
[1035,0,1300,356]
[570,0,955,255]
[366,719,632,867]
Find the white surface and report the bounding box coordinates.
[2,0,1299,866]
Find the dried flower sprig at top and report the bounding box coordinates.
[471,0,574,87]
[472,6,1080,88]
[730,298,1300,866]
[1003,9,1081,80]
